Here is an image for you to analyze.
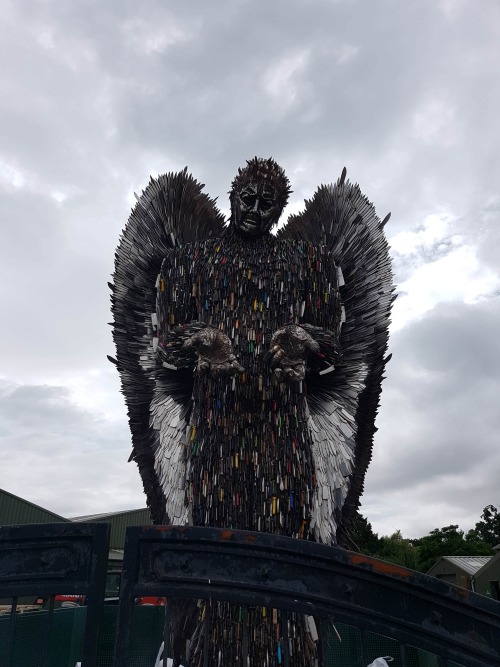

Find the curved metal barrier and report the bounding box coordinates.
[114,525,500,667]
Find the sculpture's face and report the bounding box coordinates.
[233,180,282,237]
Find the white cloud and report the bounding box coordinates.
[0,158,26,189]
[333,43,359,65]
[121,17,196,54]
[51,191,68,203]
[37,28,55,50]
[39,368,127,422]
[392,244,500,330]
[390,213,452,256]
[437,0,467,18]
[389,209,500,331]
[412,99,459,147]
[0,155,85,205]
[263,50,310,109]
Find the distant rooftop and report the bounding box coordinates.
[70,507,152,548]
[442,556,492,576]
[0,487,67,525]
[0,488,152,549]
[71,508,148,522]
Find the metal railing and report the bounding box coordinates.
[2,523,500,666]
[113,525,500,667]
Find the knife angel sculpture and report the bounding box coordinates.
[111,157,393,546]
[110,157,393,664]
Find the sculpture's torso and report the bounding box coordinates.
[158,235,341,538]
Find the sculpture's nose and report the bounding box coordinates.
[252,197,260,213]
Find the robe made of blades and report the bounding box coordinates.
[156,233,342,542]
[155,233,341,666]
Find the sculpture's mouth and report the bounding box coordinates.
[242,215,261,230]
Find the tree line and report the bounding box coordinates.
[348,505,500,573]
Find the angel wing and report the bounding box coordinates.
[110,169,226,524]
[277,168,394,546]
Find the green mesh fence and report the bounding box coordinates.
[323,621,464,666]
[0,607,465,666]
[96,606,166,667]
[0,606,86,667]
[0,606,166,667]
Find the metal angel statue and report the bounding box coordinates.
[110,157,393,665]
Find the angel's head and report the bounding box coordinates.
[230,157,291,237]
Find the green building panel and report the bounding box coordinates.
[71,508,153,549]
[0,488,66,526]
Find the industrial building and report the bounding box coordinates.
[0,487,152,568]
[427,552,500,599]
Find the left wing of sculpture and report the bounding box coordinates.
[277,168,394,547]
[110,169,226,524]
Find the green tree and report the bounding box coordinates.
[348,512,380,555]
[472,505,500,548]
[415,525,493,573]
[377,530,420,570]
[348,515,419,570]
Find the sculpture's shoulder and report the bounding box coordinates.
[160,237,222,263]
[160,236,336,275]
[273,238,338,274]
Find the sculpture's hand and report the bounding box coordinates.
[182,327,244,378]
[267,325,320,382]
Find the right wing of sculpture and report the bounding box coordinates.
[278,169,394,546]
[110,169,226,524]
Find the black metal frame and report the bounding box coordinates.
[114,525,500,667]
[0,522,109,667]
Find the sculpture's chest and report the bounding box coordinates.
[159,238,338,343]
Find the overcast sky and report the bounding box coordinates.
[1,0,499,539]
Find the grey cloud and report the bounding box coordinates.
[0,182,131,377]
[0,379,144,517]
[363,299,500,534]
[3,0,498,227]
[473,199,500,273]
[1,0,499,531]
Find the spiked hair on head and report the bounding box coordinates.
[230,157,292,210]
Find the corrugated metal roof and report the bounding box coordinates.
[0,490,152,549]
[109,548,124,562]
[443,556,492,575]
[70,508,149,521]
[0,488,66,526]
[72,508,152,548]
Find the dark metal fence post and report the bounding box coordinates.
[40,595,55,666]
[4,596,18,667]
[202,600,210,667]
[112,523,139,666]
[0,523,109,667]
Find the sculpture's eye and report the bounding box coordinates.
[260,188,276,212]
[241,193,257,206]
